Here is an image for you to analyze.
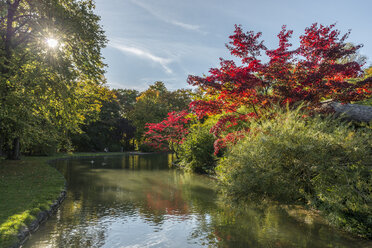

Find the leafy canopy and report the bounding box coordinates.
[0,0,109,155]
[143,110,191,155]
[187,23,372,154]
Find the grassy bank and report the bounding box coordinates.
[0,152,125,247]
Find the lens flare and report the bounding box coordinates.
[46,38,58,48]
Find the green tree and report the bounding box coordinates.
[131,81,192,143]
[114,88,139,119]
[0,0,108,159]
[71,93,136,152]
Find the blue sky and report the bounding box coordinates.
[94,0,372,90]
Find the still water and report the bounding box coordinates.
[25,154,371,248]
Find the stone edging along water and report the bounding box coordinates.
[13,189,67,248]
[10,157,70,248]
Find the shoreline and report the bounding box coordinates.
[1,152,132,248]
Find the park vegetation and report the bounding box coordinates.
[142,23,372,238]
[1,0,371,242]
[71,81,192,152]
[0,0,110,159]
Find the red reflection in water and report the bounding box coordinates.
[145,187,189,216]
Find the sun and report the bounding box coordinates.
[46,38,58,48]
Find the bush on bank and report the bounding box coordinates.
[178,122,217,173]
[216,110,372,238]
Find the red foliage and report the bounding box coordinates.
[213,130,247,156]
[144,110,190,152]
[188,23,371,154]
[189,24,370,117]
[209,113,256,137]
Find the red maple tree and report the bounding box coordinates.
[143,110,191,155]
[188,23,372,154]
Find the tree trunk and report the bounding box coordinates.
[8,137,20,160]
[1,1,21,161]
[0,138,3,156]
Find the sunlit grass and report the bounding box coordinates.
[0,152,125,247]
[0,157,64,247]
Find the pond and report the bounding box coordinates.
[25,154,371,248]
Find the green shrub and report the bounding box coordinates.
[217,109,372,237]
[178,122,217,173]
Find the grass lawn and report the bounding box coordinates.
[0,152,125,247]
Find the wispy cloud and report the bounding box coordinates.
[109,41,173,74]
[171,21,200,31]
[130,0,203,33]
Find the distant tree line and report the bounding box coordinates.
[71,82,192,152]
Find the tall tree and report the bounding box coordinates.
[114,89,139,119]
[188,23,372,154]
[131,81,191,142]
[0,0,108,159]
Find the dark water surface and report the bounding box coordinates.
[25,154,371,248]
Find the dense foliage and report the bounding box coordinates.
[130,81,192,142]
[217,110,372,237]
[177,121,217,173]
[0,0,109,158]
[71,95,136,152]
[188,23,372,154]
[70,82,192,152]
[143,110,191,155]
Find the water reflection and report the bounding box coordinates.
[25,154,371,248]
